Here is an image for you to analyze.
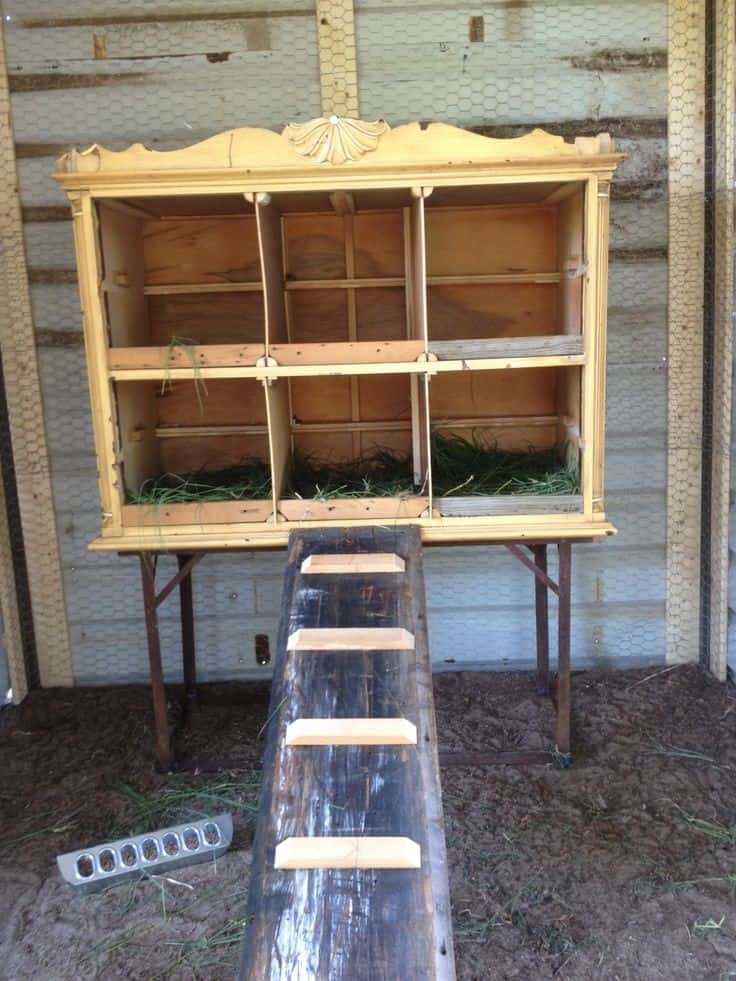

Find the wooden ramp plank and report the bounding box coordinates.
[301,552,406,574]
[287,626,415,651]
[240,526,455,980]
[274,836,421,870]
[285,717,417,745]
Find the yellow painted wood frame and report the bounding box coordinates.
[55,119,622,551]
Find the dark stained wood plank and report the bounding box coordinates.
[240,526,455,980]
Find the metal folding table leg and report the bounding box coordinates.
[177,553,198,717]
[140,553,174,771]
[555,542,572,758]
[532,544,550,696]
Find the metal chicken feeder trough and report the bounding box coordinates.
[57,813,233,894]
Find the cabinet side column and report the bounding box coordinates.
[580,177,601,518]
[70,193,123,531]
[591,180,611,513]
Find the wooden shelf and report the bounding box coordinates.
[269,340,423,366]
[108,337,582,375]
[156,420,414,438]
[89,515,617,553]
[280,273,562,291]
[153,414,562,442]
[284,277,405,290]
[107,348,584,380]
[142,282,263,295]
[108,343,265,371]
[155,424,269,438]
[121,499,273,527]
[279,496,429,522]
[108,356,582,382]
[427,272,561,285]
[437,495,583,517]
[429,335,583,361]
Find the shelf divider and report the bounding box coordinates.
[265,378,291,520]
[255,194,288,349]
[409,188,430,351]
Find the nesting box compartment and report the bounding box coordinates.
[55,119,622,549]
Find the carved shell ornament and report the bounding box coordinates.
[285,116,388,164]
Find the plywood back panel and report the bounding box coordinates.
[143,217,261,285]
[98,204,149,347]
[148,291,266,346]
[115,381,160,493]
[358,374,412,422]
[288,289,348,343]
[158,379,268,427]
[160,434,270,474]
[356,287,409,341]
[291,372,411,438]
[291,376,352,423]
[558,190,584,335]
[353,210,405,277]
[425,205,557,276]
[433,422,558,452]
[284,213,346,280]
[428,283,558,340]
[293,429,354,462]
[293,427,412,464]
[359,428,413,458]
[431,368,557,420]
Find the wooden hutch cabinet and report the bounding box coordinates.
[55,117,622,551]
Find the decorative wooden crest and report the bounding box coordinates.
[284,116,388,165]
[54,121,619,178]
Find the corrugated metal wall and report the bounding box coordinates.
[2,0,667,684]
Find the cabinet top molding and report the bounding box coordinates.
[54,117,621,184]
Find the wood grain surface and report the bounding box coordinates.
[239,526,455,979]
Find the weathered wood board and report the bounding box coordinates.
[240,526,455,980]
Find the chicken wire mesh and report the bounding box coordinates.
[1,0,727,684]
[0,349,37,695]
[702,0,735,680]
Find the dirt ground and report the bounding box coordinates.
[1,664,735,980]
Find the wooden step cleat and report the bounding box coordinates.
[274,836,421,870]
[301,552,406,574]
[287,626,414,651]
[285,717,417,745]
